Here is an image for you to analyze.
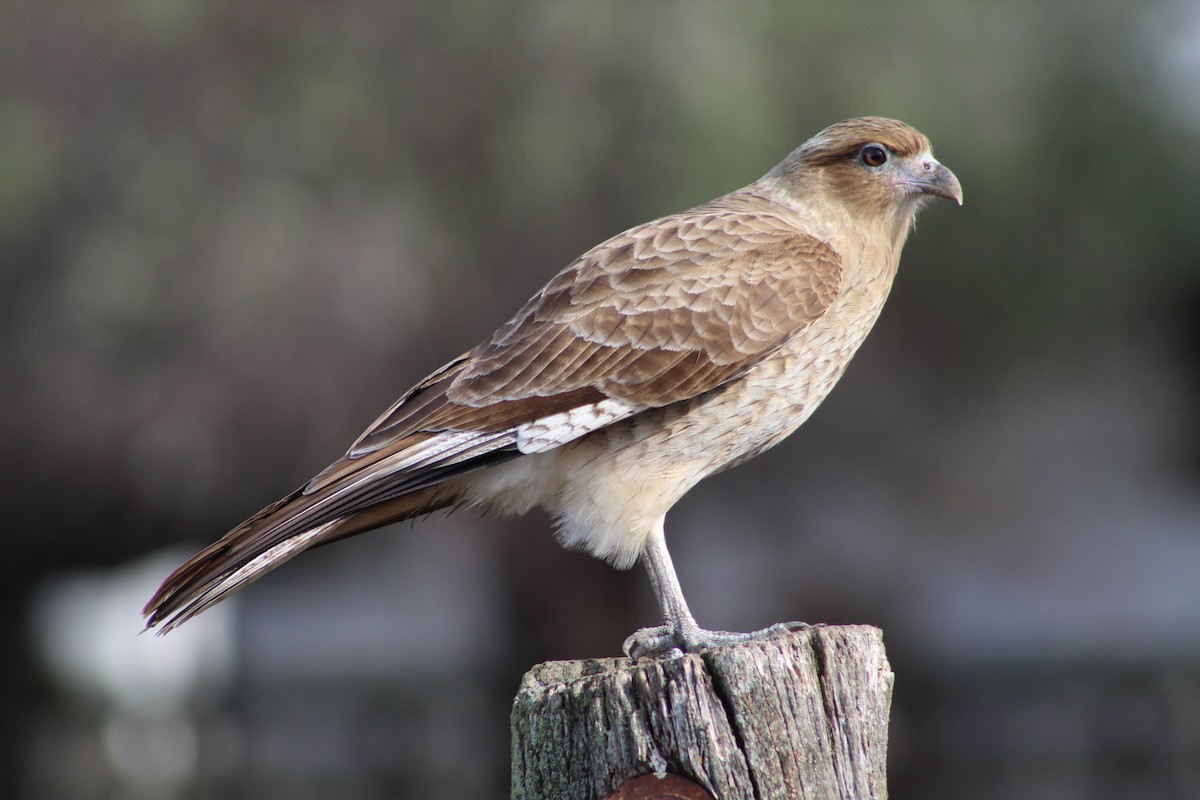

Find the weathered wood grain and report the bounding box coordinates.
[511,625,892,799]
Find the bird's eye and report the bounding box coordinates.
[859,144,889,168]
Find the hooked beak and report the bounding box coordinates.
[900,158,963,205]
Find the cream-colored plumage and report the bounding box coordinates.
[145,117,961,657]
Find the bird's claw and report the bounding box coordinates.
[622,620,810,661]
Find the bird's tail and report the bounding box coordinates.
[142,484,452,633]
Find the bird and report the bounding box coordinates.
[144,117,962,659]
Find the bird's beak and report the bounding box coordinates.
[901,158,963,206]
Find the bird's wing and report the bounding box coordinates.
[144,203,841,631]
[335,203,842,470]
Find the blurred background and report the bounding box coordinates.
[5,1,1200,798]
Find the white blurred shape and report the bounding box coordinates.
[1154,0,1200,125]
[102,713,198,790]
[31,549,236,715]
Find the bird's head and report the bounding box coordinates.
[768,117,962,240]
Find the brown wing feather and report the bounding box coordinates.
[382,202,841,437]
[333,201,841,456]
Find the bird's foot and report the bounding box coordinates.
[622,620,810,661]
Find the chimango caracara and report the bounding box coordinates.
[145,117,962,658]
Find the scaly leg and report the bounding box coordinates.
[622,524,808,660]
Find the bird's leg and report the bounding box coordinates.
[622,526,809,661]
[640,523,701,639]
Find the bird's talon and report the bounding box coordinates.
[623,621,813,661]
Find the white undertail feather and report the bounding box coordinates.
[516,398,639,453]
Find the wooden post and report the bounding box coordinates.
[510,625,892,800]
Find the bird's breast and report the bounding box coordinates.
[684,240,901,470]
